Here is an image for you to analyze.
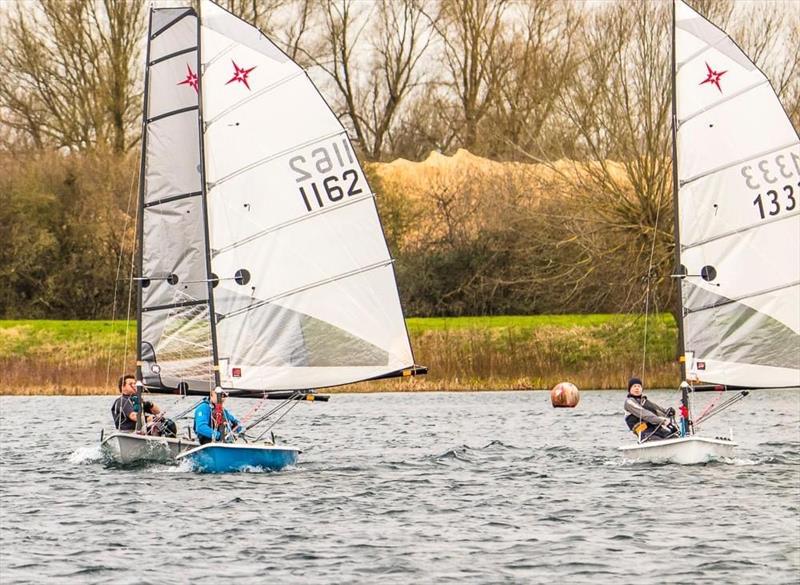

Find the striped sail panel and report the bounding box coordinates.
[199,0,414,390]
[140,8,214,392]
[674,0,800,387]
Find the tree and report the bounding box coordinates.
[213,0,315,65]
[0,0,144,153]
[307,0,430,161]
[481,0,582,160]
[540,1,675,314]
[427,0,512,154]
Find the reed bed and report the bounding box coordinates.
[0,315,680,395]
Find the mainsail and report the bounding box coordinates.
[137,2,420,393]
[673,0,800,388]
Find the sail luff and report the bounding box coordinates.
[671,0,687,382]
[196,1,221,390]
[138,7,218,394]
[136,8,155,385]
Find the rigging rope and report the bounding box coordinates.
[640,199,664,379]
[106,163,140,386]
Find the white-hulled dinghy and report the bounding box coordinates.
[620,0,799,464]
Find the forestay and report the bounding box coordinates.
[137,1,417,393]
[673,0,800,388]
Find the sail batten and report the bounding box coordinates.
[684,281,800,315]
[205,72,303,126]
[678,80,769,125]
[150,46,198,67]
[674,0,800,388]
[682,211,799,250]
[214,193,373,256]
[220,259,396,321]
[152,9,194,38]
[208,129,347,188]
[143,191,203,208]
[680,140,800,186]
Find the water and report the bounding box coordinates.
[1,390,798,584]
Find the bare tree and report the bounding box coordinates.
[214,0,315,64]
[307,0,430,161]
[540,1,675,313]
[427,0,513,153]
[481,0,582,160]
[0,0,144,153]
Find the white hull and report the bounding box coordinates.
[619,435,736,465]
[100,431,199,464]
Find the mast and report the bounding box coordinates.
[135,7,154,406]
[670,0,687,383]
[196,1,222,389]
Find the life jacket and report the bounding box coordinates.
[194,398,230,439]
[111,396,135,431]
[624,393,660,435]
[112,395,154,431]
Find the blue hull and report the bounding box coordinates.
[179,444,299,473]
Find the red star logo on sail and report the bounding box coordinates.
[177,64,198,93]
[699,62,726,93]
[226,60,256,90]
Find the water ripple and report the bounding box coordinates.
[0,390,798,585]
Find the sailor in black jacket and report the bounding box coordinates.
[624,377,677,441]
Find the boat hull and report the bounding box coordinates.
[176,443,299,473]
[100,431,198,464]
[619,436,736,465]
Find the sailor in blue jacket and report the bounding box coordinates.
[194,388,243,444]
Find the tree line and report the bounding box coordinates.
[1,0,798,319]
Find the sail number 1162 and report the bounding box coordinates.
[289,139,365,213]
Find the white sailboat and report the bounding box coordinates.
[621,0,799,464]
[103,0,425,471]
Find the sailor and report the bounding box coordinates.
[111,374,169,434]
[623,377,677,442]
[194,387,244,444]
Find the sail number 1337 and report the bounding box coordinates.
[742,151,799,220]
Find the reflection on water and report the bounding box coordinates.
[1,390,798,584]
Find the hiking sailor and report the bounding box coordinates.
[624,377,678,442]
[111,374,175,436]
[194,387,244,445]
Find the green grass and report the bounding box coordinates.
[0,320,135,359]
[405,313,656,333]
[0,315,680,393]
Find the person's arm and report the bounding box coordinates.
[120,399,140,424]
[647,400,667,418]
[226,409,242,431]
[625,397,668,425]
[194,404,219,440]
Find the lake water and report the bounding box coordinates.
[1,390,798,584]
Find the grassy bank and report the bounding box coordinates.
[0,315,680,395]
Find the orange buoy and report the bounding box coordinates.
[550,381,580,408]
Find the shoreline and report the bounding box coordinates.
[1,316,681,395]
